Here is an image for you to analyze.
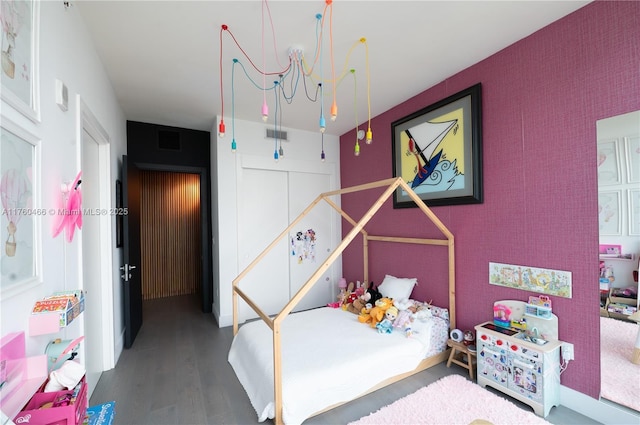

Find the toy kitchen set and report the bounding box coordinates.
[475,296,572,418]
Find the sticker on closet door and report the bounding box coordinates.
[291,229,316,264]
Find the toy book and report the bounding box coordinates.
[84,401,115,425]
[32,298,73,314]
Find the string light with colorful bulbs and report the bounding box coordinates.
[218,0,373,159]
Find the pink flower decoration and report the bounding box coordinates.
[53,171,82,242]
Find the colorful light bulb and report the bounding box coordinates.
[218,120,226,138]
[330,102,338,121]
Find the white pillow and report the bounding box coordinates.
[377,274,417,300]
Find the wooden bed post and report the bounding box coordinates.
[448,238,456,330]
[232,282,238,335]
[273,319,284,425]
[363,235,369,284]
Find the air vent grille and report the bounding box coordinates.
[157,130,181,150]
[266,128,288,141]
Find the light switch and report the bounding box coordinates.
[55,79,68,111]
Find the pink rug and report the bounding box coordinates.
[349,374,550,425]
[600,316,640,411]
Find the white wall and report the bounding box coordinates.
[212,117,341,327]
[1,2,126,364]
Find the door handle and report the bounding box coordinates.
[120,264,137,282]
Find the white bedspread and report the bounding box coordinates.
[228,307,439,425]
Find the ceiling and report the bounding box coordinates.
[76,1,591,137]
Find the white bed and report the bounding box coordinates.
[229,306,449,425]
[229,178,456,425]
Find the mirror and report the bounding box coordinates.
[596,110,640,411]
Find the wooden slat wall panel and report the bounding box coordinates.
[140,171,201,300]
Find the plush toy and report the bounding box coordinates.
[367,284,383,306]
[412,303,433,322]
[362,297,394,328]
[348,281,380,315]
[376,306,398,334]
[392,298,415,337]
[339,282,356,310]
[344,282,365,313]
[357,302,373,323]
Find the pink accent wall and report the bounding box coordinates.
[339,1,640,399]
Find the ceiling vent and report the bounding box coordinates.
[266,128,288,141]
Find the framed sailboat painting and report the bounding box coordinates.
[391,83,483,208]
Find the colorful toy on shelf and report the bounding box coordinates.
[510,317,527,331]
[525,295,553,320]
[493,303,512,328]
[463,330,475,346]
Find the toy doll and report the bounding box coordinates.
[376,306,398,334]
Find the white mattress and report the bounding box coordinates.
[228,307,447,425]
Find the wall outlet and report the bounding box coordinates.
[561,342,574,361]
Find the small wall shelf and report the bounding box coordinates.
[29,291,85,336]
[599,254,638,261]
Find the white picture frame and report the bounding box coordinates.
[628,189,640,236]
[596,139,621,186]
[0,0,40,122]
[624,136,640,183]
[1,114,42,298]
[598,190,621,236]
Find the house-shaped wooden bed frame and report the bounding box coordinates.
[232,177,455,425]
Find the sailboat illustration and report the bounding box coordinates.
[405,119,458,188]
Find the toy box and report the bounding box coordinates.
[609,287,637,306]
[84,401,115,425]
[607,302,638,316]
[14,376,87,425]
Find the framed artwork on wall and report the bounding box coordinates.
[624,136,639,183]
[598,190,621,236]
[391,83,482,208]
[0,114,42,298]
[596,139,621,185]
[0,0,40,122]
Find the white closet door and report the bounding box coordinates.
[237,168,290,320]
[288,171,334,311]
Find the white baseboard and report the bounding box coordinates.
[560,384,640,424]
[113,329,124,366]
[212,303,233,328]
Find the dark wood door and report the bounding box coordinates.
[122,155,143,348]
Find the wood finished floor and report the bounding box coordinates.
[90,295,600,425]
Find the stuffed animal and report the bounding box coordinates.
[392,298,415,337]
[362,297,394,328]
[357,302,373,323]
[412,303,433,322]
[339,282,357,310]
[348,281,380,315]
[344,282,365,313]
[376,306,398,334]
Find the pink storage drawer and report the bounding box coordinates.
[14,376,87,425]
